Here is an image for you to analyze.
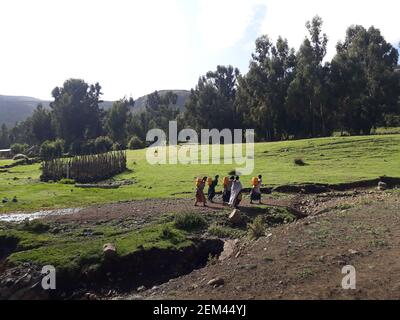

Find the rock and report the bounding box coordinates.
[103,243,117,259]
[348,249,359,255]
[219,239,239,261]
[137,285,146,292]
[378,181,387,191]
[84,293,98,300]
[241,264,257,271]
[228,209,242,225]
[207,278,225,287]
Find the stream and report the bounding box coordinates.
[0,208,81,223]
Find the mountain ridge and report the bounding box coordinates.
[0,90,190,127]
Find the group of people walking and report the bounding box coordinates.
[194,174,263,208]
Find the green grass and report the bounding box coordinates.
[2,221,191,274]
[0,159,13,166]
[208,223,245,239]
[1,134,400,213]
[174,212,208,231]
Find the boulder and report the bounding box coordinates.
[207,278,224,287]
[137,285,146,292]
[378,181,387,191]
[103,243,117,259]
[228,209,243,225]
[219,239,239,261]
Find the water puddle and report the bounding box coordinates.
[0,208,81,223]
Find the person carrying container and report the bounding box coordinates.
[250,175,262,204]
[195,176,207,207]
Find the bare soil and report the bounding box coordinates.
[106,189,400,300]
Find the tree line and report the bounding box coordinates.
[182,17,400,141]
[1,16,399,155]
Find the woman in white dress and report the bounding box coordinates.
[229,176,242,208]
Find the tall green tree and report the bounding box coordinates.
[145,90,179,132]
[30,104,54,144]
[0,124,10,149]
[330,25,399,134]
[235,36,295,140]
[286,16,330,138]
[105,98,135,144]
[50,79,103,149]
[126,91,179,141]
[183,65,240,132]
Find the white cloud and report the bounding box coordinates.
[260,0,400,60]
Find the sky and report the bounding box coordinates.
[0,0,399,101]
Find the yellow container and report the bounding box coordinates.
[195,178,202,187]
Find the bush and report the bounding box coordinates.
[248,216,266,240]
[59,178,75,185]
[40,140,64,160]
[265,208,297,225]
[112,142,124,151]
[294,158,306,166]
[128,136,145,150]
[208,224,243,239]
[10,143,28,155]
[174,212,207,231]
[94,136,113,153]
[81,139,96,155]
[384,114,400,127]
[207,253,219,266]
[332,131,351,137]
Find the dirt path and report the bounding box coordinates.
[45,195,296,224]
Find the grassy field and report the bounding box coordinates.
[1,134,400,213]
[0,217,192,275]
